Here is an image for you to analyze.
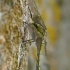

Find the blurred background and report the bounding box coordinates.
[0,0,70,70]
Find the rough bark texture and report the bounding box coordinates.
[0,0,70,70]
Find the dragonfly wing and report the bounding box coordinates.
[36,37,42,52]
[27,0,46,29]
[26,24,37,41]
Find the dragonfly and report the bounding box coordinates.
[19,0,47,70]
